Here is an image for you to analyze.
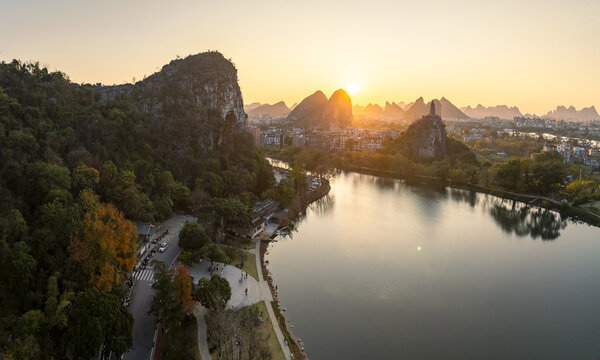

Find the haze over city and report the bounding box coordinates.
[1,0,599,114]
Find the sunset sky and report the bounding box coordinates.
[1,0,598,114]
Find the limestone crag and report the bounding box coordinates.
[287,89,353,129]
[98,51,246,129]
[327,89,353,129]
[402,102,446,159]
[286,90,329,128]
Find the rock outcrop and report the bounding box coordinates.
[98,51,246,129]
[94,52,247,157]
[401,102,446,159]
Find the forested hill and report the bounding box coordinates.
[0,52,275,358]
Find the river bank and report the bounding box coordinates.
[338,164,600,227]
[259,166,332,360]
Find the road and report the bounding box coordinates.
[123,214,196,360]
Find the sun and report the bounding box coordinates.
[346,82,360,95]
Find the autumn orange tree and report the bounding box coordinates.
[172,264,194,312]
[70,195,137,293]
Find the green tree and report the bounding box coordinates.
[63,290,133,358]
[199,243,230,266]
[195,274,232,310]
[178,222,210,249]
[198,198,251,238]
[150,261,184,328]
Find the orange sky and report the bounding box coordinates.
[1,0,599,114]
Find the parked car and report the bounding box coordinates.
[158,242,168,252]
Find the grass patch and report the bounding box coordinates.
[223,235,256,250]
[162,314,201,360]
[254,301,286,360]
[205,301,285,360]
[238,251,258,280]
[271,301,304,360]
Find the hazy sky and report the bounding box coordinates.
[1,0,599,114]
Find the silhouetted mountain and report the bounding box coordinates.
[403,97,468,121]
[286,90,329,128]
[384,101,405,118]
[353,102,404,121]
[327,89,353,129]
[366,103,384,116]
[403,97,430,121]
[244,102,262,112]
[396,101,408,109]
[543,105,600,121]
[247,101,290,118]
[290,102,298,111]
[461,104,522,120]
[287,89,352,129]
[437,97,470,120]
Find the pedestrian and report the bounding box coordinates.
[245,287,248,295]
[275,285,278,291]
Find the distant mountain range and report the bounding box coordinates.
[543,105,600,121]
[244,101,291,118]
[249,95,600,123]
[354,97,469,121]
[461,104,522,120]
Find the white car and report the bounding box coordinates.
[158,242,168,252]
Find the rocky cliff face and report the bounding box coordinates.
[401,102,446,159]
[98,51,246,129]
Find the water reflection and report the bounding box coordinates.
[266,169,600,360]
[310,194,335,216]
[374,177,396,190]
[489,201,567,240]
[448,188,479,207]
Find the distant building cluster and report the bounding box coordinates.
[543,140,600,167]
[248,127,398,152]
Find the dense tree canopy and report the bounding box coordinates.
[0,59,275,358]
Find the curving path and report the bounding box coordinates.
[189,240,291,360]
[194,304,211,360]
[255,239,292,360]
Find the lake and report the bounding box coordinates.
[265,170,600,359]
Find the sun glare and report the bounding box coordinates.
[346,82,360,95]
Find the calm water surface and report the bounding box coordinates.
[265,171,600,359]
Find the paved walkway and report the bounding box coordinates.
[194,304,211,360]
[189,260,262,310]
[188,238,291,360]
[255,240,292,360]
